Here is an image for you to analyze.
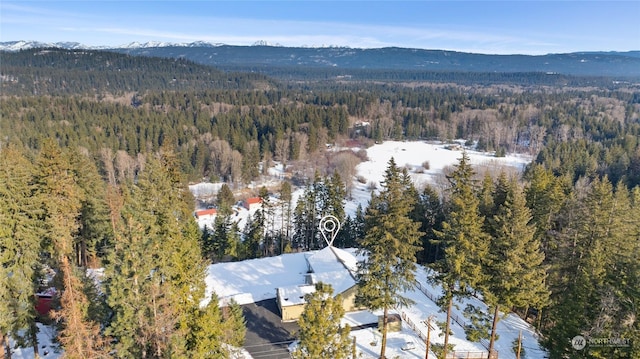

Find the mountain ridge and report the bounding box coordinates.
[2,40,640,77]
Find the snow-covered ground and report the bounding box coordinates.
[207,250,546,359]
[10,323,60,359]
[345,140,531,217]
[192,140,532,228]
[201,140,541,358]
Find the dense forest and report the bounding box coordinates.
[0,48,639,358]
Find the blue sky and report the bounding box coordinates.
[1,1,638,55]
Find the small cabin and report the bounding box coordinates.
[243,197,262,211]
[194,208,217,220]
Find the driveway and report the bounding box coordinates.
[241,299,300,359]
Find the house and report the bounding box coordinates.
[276,284,317,322]
[276,245,361,322]
[35,288,56,317]
[194,208,217,220]
[243,197,262,211]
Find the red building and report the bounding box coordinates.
[243,197,262,211]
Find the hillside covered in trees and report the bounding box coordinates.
[0,48,639,358]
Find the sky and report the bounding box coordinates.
[1,1,639,55]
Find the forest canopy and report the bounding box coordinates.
[0,48,639,358]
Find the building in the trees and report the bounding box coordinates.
[243,197,262,211]
[276,245,360,322]
[194,208,217,220]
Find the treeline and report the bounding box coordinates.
[2,83,640,186]
[2,140,638,357]
[0,49,273,96]
[220,64,623,86]
[0,142,245,358]
[425,156,640,358]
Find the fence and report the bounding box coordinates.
[410,281,498,358]
[445,351,498,359]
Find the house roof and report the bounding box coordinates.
[244,197,262,205]
[205,248,361,307]
[195,208,217,217]
[304,246,358,294]
[277,285,316,307]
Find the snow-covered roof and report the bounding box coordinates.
[304,246,358,294]
[205,252,310,306]
[277,285,316,307]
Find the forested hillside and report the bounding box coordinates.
[0,48,273,96]
[0,48,639,358]
[112,44,640,78]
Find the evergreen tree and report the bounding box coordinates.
[216,184,235,216]
[258,186,276,256]
[0,146,43,358]
[483,178,549,355]
[326,171,346,223]
[242,211,265,259]
[105,181,171,358]
[105,152,219,358]
[220,300,246,349]
[34,141,108,357]
[187,293,225,358]
[416,184,445,264]
[623,186,640,357]
[278,181,293,254]
[68,148,113,268]
[353,204,365,242]
[524,164,566,257]
[292,283,352,359]
[356,158,422,359]
[545,177,638,358]
[293,183,318,250]
[211,214,233,260]
[477,172,495,223]
[241,140,260,184]
[432,152,489,359]
[224,221,242,260]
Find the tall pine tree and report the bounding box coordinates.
[34,141,107,358]
[105,151,226,358]
[292,283,352,359]
[0,145,44,358]
[356,158,422,359]
[484,178,549,356]
[432,152,489,359]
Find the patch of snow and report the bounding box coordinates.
[10,323,60,359]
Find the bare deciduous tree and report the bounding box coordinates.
[209,139,233,181]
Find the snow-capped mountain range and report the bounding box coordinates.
[3,40,639,77]
[0,40,283,52]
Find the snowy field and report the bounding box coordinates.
[10,324,60,359]
[345,140,531,216]
[191,140,533,227]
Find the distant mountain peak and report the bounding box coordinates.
[252,40,282,47]
[121,41,175,49]
[0,40,225,52]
